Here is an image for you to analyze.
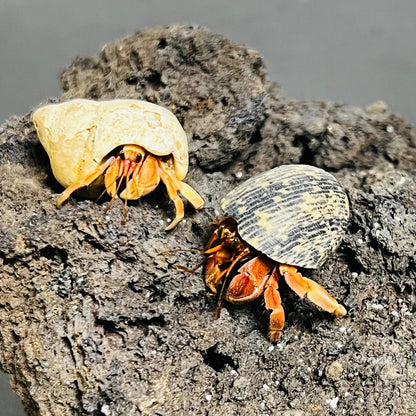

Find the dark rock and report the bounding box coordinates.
[60,24,271,172]
[1,24,416,416]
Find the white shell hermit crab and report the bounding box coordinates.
[32,99,204,230]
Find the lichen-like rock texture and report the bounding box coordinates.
[1,25,416,416]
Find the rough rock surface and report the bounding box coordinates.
[1,25,416,416]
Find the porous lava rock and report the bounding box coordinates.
[1,25,415,416]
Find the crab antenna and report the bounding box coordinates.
[104,197,117,215]
[122,194,129,224]
[96,187,109,203]
[159,248,206,274]
[104,178,124,214]
[159,248,205,256]
[174,260,205,274]
[115,170,126,195]
[214,267,232,319]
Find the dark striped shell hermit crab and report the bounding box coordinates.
[205,164,350,341]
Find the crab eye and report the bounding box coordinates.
[120,149,142,163]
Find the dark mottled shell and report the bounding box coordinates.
[221,165,350,269]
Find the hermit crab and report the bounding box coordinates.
[32,99,204,230]
[205,164,349,341]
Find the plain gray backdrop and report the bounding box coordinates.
[0,1,415,414]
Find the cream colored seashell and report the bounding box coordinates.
[33,99,188,188]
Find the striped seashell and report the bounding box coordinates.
[221,164,350,269]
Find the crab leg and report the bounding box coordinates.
[158,165,185,230]
[280,264,347,316]
[159,160,204,209]
[264,267,285,342]
[204,250,231,294]
[205,246,250,294]
[56,156,116,208]
[158,159,204,230]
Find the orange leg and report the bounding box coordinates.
[264,267,285,342]
[56,156,116,208]
[102,156,130,218]
[205,250,231,294]
[159,164,185,231]
[217,248,249,287]
[158,159,204,230]
[280,264,347,316]
[205,244,226,255]
[204,244,230,291]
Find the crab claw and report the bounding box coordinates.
[225,256,285,342]
[119,154,160,200]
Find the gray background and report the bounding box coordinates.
[0,1,415,413]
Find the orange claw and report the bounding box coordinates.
[225,256,285,342]
[279,264,347,316]
[104,157,122,198]
[120,154,160,200]
[225,255,273,302]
